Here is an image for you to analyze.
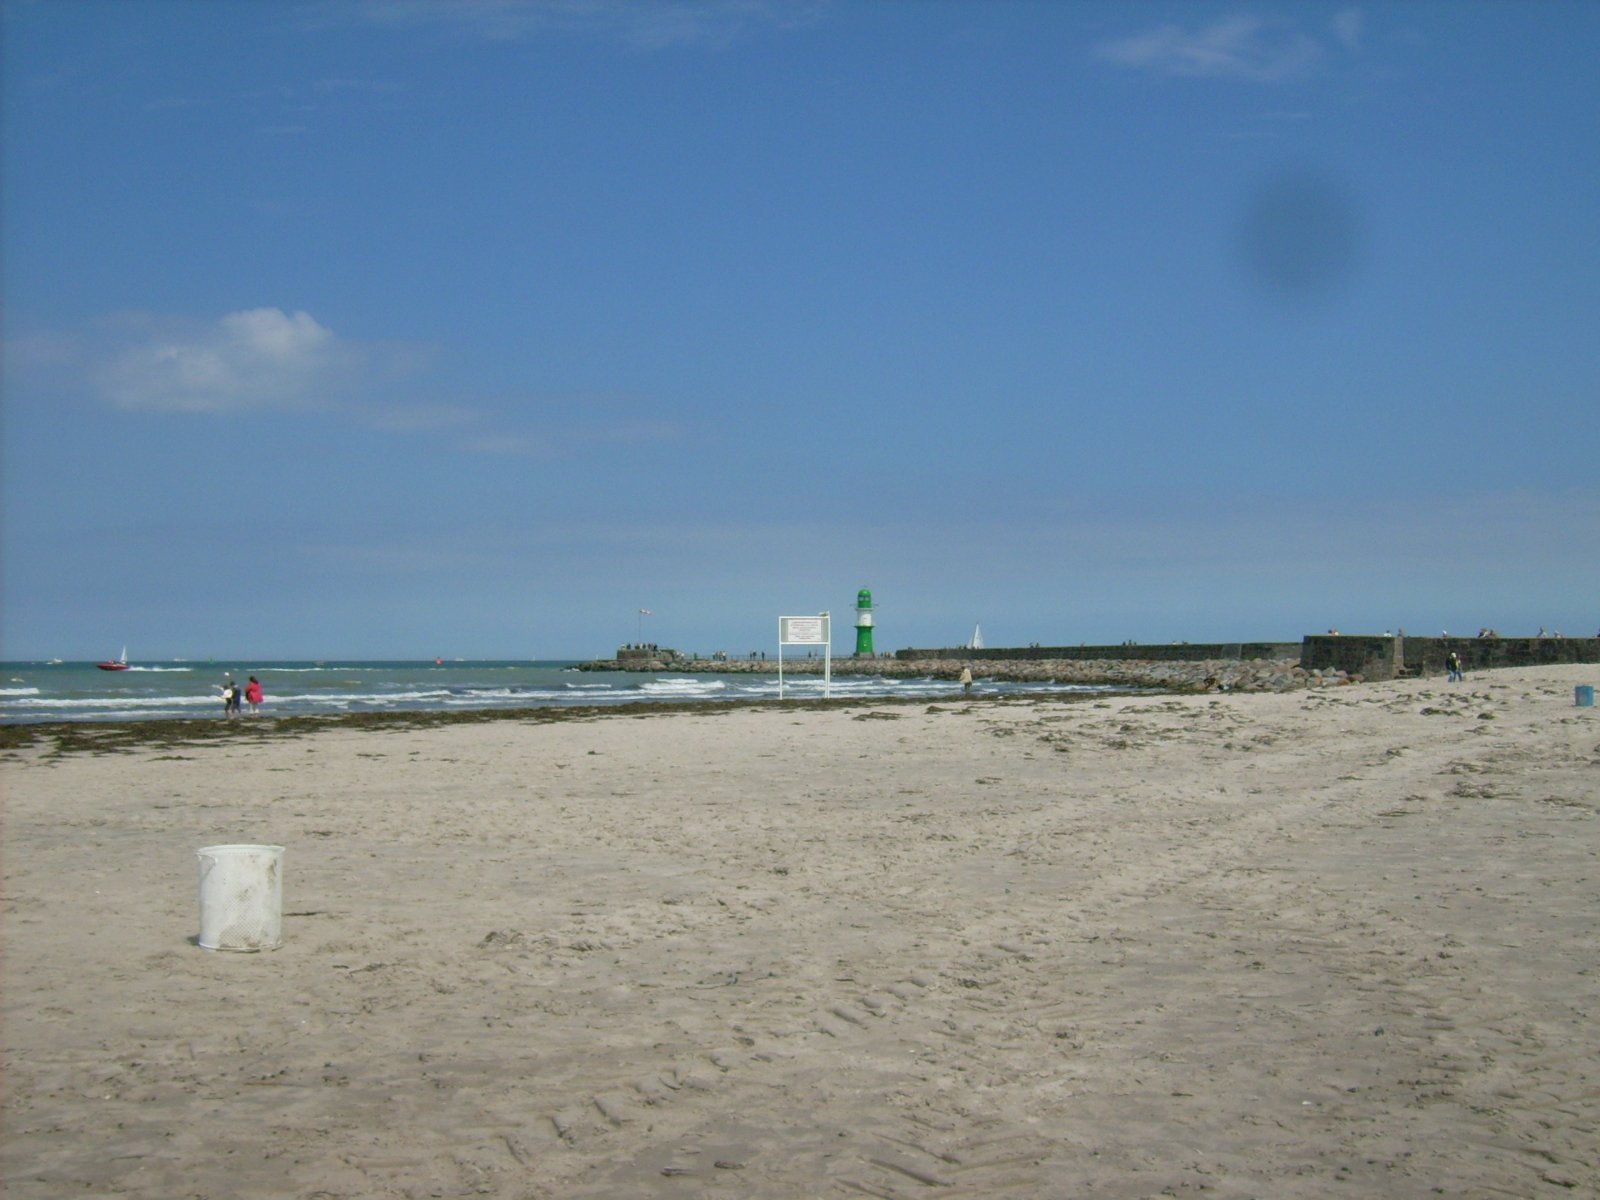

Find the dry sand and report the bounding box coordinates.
[3,666,1597,1199]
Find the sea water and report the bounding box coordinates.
[0,660,1119,724]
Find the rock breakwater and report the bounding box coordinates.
[579,656,1350,692]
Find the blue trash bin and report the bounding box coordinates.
[1577,685,1595,708]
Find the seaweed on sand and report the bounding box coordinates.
[0,690,1124,759]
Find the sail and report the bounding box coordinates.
[970,625,984,650]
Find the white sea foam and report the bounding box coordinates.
[271,689,453,705]
[7,693,216,709]
[638,677,729,697]
[257,666,365,673]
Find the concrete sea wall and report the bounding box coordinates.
[1303,635,1600,680]
[898,642,1302,664]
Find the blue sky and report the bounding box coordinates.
[3,0,1596,660]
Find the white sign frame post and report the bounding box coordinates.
[778,612,831,700]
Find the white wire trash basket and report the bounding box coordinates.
[196,844,285,951]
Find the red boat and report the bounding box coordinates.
[96,648,130,671]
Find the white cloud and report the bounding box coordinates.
[1095,14,1322,83]
[64,310,693,454]
[1332,9,1364,52]
[96,308,361,413]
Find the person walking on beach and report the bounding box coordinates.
[959,666,973,695]
[220,678,238,717]
[245,676,264,715]
[1446,651,1464,682]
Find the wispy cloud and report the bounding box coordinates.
[457,405,683,457]
[459,432,550,456]
[1094,14,1328,83]
[138,78,409,136]
[94,308,366,413]
[357,400,482,433]
[311,77,406,96]
[1332,9,1364,53]
[345,0,822,50]
[23,308,684,459]
[142,95,209,113]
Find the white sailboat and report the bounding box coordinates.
[969,624,984,650]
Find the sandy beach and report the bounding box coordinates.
[3,665,1596,1198]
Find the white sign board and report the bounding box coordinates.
[777,612,831,698]
[780,616,827,645]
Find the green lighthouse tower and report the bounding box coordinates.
[854,588,874,657]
